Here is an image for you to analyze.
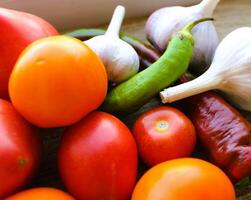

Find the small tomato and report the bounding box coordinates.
[133,106,196,166]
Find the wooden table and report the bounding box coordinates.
[34,0,251,199]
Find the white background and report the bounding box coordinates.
[0,0,199,31]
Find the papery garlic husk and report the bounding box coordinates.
[146,0,220,73]
[85,6,140,83]
[160,27,251,111]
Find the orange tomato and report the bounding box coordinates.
[9,36,107,128]
[132,158,236,200]
[5,188,75,200]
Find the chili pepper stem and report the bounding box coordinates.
[105,5,125,38]
[182,17,214,33]
[180,18,214,45]
[160,73,221,103]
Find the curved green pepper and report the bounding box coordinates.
[102,18,213,114]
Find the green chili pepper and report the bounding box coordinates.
[65,28,161,69]
[102,18,213,114]
[65,28,105,40]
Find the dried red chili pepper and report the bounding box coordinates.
[183,91,251,182]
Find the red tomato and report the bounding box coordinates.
[0,7,58,99]
[132,158,236,200]
[0,99,41,199]
[58,112,138,200]
[133,106,196,166]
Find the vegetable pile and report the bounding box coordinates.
[0,0,250,199]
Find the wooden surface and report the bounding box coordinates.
[33,0,251,199]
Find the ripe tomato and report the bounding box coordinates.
[132,158,236,200]
[9,36,107,128]
[5,187,75,200]
[0,99,41,199]
[133,106,196,166]
[58,112,138,200]
[0,7,58,99]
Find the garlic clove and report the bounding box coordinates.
[146,0,220,72]
[160,27,251,111]
[191,20,219,70]
[146,6,196,52]
[108,41,140,82]
[86,36,139,83]
[84,5,140,83]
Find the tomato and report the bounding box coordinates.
[132,158,236,200]
[0,7,58,99]
[133,106,196,166]
[5,187,75,200]
[0,99,41,199]
[58,112,138,200]
[9,36,107,128]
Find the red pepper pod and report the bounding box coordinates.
[184,91,251,181]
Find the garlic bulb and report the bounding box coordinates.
[160,27,251,111]
[146,0,220,73]
[85,6,139,83]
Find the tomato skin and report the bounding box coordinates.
[133,106,196,166]
[0,7,58,99]
[0,99,41,199]
[9,36,107,128]
[58,112,138,200]
[5,187,75,200]
[132,158,236,200]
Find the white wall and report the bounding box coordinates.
[0,0,200,30]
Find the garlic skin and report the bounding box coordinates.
[146,0,220,72]
[85,36,139,83]
[85,6,139,83]
[160,27,251,111]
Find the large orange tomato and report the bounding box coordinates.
[9,36,107,128]
[5,187,75,200]
[132,158,236,200]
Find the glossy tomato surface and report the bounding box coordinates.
[0,7,58,99]
[0,99,41,199]
[5,187,75,200]
[132,158,236,200]
[133,106,196,166]
[9,36,107,128]
[58,112,138,200]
